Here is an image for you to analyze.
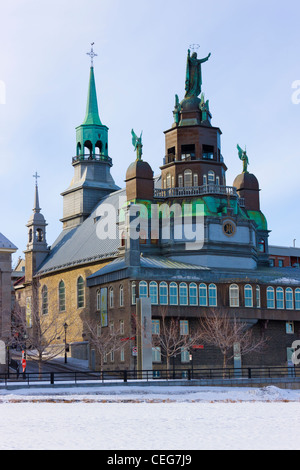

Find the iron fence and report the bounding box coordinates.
[0,365,299,387]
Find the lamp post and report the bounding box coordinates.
[189,352,194,379]
[63,322,68,364]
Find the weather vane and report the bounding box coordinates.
[33,171,40,186]
[189,44,200,52]
[87,42,97,67]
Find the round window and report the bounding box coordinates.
[223,220,236,237]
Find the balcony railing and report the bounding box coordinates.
[72,154,112,165]
[154,184,239,199]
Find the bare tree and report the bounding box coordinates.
[11,278,75,375]
[154,307,203,372]
[84,319,130,372]
[199,308,268,370]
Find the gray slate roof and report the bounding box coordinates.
[36,189,124,275]
[0,233,17,251]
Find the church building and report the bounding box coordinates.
[17,47,300,373]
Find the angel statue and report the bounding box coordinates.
[131,129,143,161]
[237,144,249,173]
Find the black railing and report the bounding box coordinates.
[72,154,112,165]
[0,366,299,387]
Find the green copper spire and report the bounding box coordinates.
[82,66,102,126]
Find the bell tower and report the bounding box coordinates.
[160,48,227,193]
[61,44,119,230]
[24,174,49,283]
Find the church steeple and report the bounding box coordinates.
[61,44,119,230]
[24,174,49,282]
[82,65,102,126]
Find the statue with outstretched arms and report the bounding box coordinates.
[185,48,211,98]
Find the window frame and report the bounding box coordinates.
[208,283,217,307]
[77,276,85,309]
[159,282,168,305]
[189,282,198,306]
[267,286,275,309]
[229,284,239,307]
[41,285,48,316]
[58,280,66,313]
[276,287,284,309]
[179,282,188,306]
[169,282,178,306]
[244,284,253,308]
[199,283,208,306]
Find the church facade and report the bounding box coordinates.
[17,48,300,372]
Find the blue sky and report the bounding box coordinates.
[0,0,300,265]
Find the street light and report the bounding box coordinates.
[189,352,193,379]
[63,322,68,364]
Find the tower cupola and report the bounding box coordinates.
[24,173,49,282]
[61,44,119,230]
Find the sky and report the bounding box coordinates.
[0,0,300,265]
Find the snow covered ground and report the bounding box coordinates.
[0,384,299,450]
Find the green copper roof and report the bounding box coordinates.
[247,210,268,231]
[82,66,102,126]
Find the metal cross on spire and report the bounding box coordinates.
[87,42,98,67]
[33,171,40,186]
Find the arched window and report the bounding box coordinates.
[96,289,101,311]
[36,228,43,242]
[84,140,93,158]
[119,285,124,307]
[189,283,198,306]
[193,173,198,187]
[58,281,66,312]
[76,142,81,156]
[131,282,136,305]
[109,287,114,308]
[159,282,168,305]
[286,288,294,310]
[203,174,207,185]
[276,287,284,309]
[256,285,261,308]
[179,283,188,306]
[208,170,215,183]
[229,284,239,307]
[267,287,275,309]
[41,285,48,315]
[139,281,148,298]
[95,140,103,155]
[169,282,178,305]
[244,284,253,307]
[184,169,192,187]
[208,284,217,307]
[29,228,32,243]
[77,276,85,308]
[295,288,300,310]
[199,283,208,306]
[178,174,183,188]
[149,281,158,305]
